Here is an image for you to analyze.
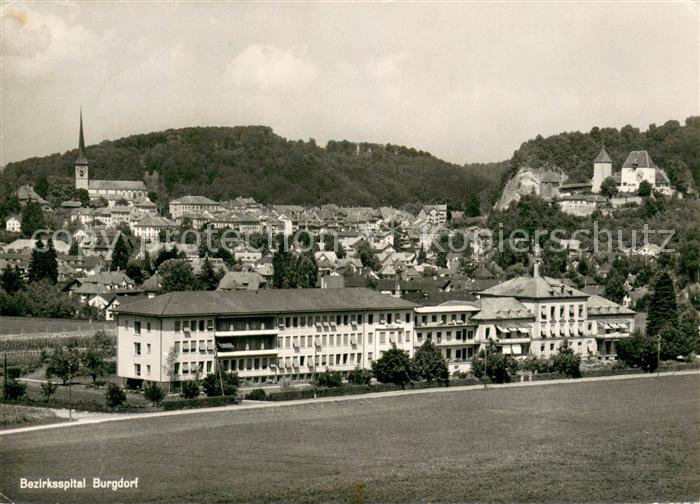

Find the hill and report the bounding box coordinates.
[0,126,504,209]
[499,116,700,198]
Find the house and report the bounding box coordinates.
[169,195,220,219]
[132,214,177,240]
[558,194,608,217]
[418,204,447,225]
[65,271,140,304]
[16,185,49,208]
[217,271,266,291]
[5,215,20,233]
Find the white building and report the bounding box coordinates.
[619,151,672,196]
[169,195,220,219]
[116,288,416,386]
[591,146,613,194]
[5,215,20,233]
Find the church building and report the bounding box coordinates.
[75,111,148,205]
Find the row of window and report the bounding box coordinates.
[415,329,475,343]
[279,312,411,328]
[539,304,585,321]
[416,313,472,326]
[173,340,215,354]
[134,363,150,376]
[173,361,213,375]
[173,319,215,333]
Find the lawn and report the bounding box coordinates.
[1,375,698,503]
[0,404,60,427]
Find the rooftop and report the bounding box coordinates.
[479,275,589,300]
[622,151,657,169]
[117,287,417,317]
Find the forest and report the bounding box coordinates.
[0,126,505,209]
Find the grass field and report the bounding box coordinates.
[0,404,59,427]
[1,375,698,503]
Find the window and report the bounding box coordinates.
[550,306,555,319]
[344,315,349,325]
[387,313,393,324]
[379,332,386,344]
[368,333,373,344]
[134,321,141,335]
[485,327,491,338]
[183,320,190,331]
[578,305,584,318]
[199,320,205,332]
[146,322,151,332]
[134,364,141,376]
[174,342,180,353]
[405,312,411,323]
[358,314,363,324]
[124,319,129,329]
[190,340,196,352]
[336,315,342,325]
[417,332,423,342]
[207,320,214,331]
[146,365,151,375]
[207,361,212,373]
[174,363,180,375]
[134,342,141,355]
[541,307,547,320]
[343,334,349,345]
[368,352,373,362]
[285,317,291,328]
[300,316,306,327]
[146,343,151,354]
[175,321,181,332]
[368,314,374,325]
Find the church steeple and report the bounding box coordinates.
[75,108,89,191]
[77,108,88,165]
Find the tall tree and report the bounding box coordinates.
[647,272,678,338]
[197,256,222,290]
[413,341,449,385]
[1,265,25,293]
[111,234,129,271]
[43,239,58,284]
[159,259,197,293]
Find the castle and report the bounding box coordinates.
[75,111,149,205]
[591,145,672,196]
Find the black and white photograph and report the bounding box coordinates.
[0,1,698,503]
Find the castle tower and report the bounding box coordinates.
[591,143,612,193]
[75,109,89,191]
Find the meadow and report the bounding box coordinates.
[1,374,698,503]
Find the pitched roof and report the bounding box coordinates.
[479,275,589,299]
[170,195,218,205]
[594,147,612,164]
[117,287,417,317]
[622,151,657,169]
[89,179,147,191]
[217,271,265,291]
[471,297,535,320]
[586,294,635,316]
[76,109,88,165]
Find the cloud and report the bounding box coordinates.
[224,44,318,93]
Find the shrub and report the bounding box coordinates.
[180,379,200,399]
[471,343,519,383]
[617,333,659,372]
[551,343,582,378]
[105,383,127,408]
[245,388,267,401]
[347,367,372,386]
[40,380,58,401]
[413,341,449,385]
[4,380,27,400]
[143,381,166,406]
[201,371,240,397]
[371,347,415,389]
[6,367,22,381]
[316,368,343,388]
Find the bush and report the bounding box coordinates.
[245,388,267,400]
[4,380,27,400]
[201,371,240,397]
[551,343,582,378]
[105,383,127,409]
[6,367,22,381]
[413,341,449,386]
[471,343,519,383]
[347,367,373,386]
[617,333,659,372]
[143,381,166,406]
[316,368,343,388]
[180,379,200,399]
[40,380,58,401]
[371,347,415,389]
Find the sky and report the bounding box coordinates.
[1,1,698,167]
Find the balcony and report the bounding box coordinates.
[216,318,278,337]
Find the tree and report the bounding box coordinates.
[413,341,449,385]
[126,263,144,285]
[20,201,45,237]
[616,333,658,372]
[159,259,197,293]
[356,240,379,270]
[81,340,109,386]
[105,383,127,409]
[646,272,678,338]
[165,345,178,393]
[600,177,619,198]
[550,342,581,378]
[576,259,589,277]
[4,379,27,400]
[202,371,240,397]
[111,234,130,271]
[197,256,222,290]
[180,379,200,399]
[464,193,481,217]
[143,381,166,406]
[471,342,519,383]
[46,345,81,385]
[316,369,343,388]
[678,240,700,284]
[34,176,49,199]
[604,268,626,304]
[143,251,153,276]
[637,180,653,197]
[417,246,427,265]
[74,188,90,207]
[43,239,58,284]
[40,380,58,402]
[371,347,415,389]
[1,265,25,294]
[347,367,372,386]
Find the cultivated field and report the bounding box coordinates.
[0,316,114,337]
[1,375,698,503]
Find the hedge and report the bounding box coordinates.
[162,395,239,411]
